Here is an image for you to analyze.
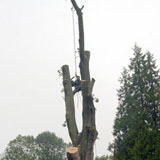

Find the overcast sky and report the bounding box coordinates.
[0,0,160,156]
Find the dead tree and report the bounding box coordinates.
[61,0,98,160]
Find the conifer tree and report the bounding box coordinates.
[110,45,160,160]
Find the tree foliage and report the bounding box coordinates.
[1,135,41,160]
[110,45,160,160]
[2,131,67,160]
[95,155,114,160]
[36,131,67,160]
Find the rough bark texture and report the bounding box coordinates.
[62,1,98,160]
[62,65,79,146]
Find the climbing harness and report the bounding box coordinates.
[71,7,78,76]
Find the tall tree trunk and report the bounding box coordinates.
[62,1,98,160]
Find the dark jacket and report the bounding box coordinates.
[71,79,81,87]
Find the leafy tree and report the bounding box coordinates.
[2,135,41,160]
[95,155,114,160]
[2,131,67,160]
[110,45,160,160]
[36,131,67,160]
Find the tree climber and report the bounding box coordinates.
[71,75,81,95]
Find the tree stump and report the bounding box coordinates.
[66,147,80,160]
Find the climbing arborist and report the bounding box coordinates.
[71,75,81,95]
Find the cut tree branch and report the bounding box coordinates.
[66,147,80,160]
[62,65,79,146]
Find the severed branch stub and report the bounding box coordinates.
[66,147,80,160]
[88,78,95,97]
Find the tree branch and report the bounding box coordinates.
[88,78,95,97]
[70,0,80,11]
[80,51,90,82]
[62,65,79,146]
[70,0,85,61]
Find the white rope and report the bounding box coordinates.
[76,93,79,109]
[95,141,98,158]
[77,92,82,108]
[71,7,78,76]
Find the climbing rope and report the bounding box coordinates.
[71,8,82,110]
[71,7,78,76]
[76,93,79,108]
[95,141,98,158]
[76,92,82,108]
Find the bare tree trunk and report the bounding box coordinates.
[62,1,98,160]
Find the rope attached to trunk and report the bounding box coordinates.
[71,7,78,76]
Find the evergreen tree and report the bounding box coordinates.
[110,45,160,160]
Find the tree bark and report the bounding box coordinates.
[62,1,98,160]
[62,65,79,146]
